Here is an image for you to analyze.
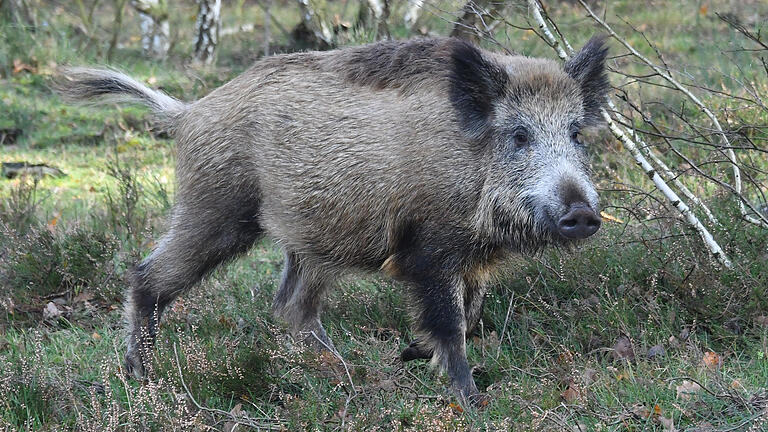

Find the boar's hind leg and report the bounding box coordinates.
[124,201,263,379]
[273,251,334,352]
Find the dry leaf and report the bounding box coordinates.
[627,403,650,419]
[449,402,464,413]
[699,4,708,15]
[73,291,94,303]
[91,332,101,340]
[583,368,598,387]
[561,384,581,404]
[701,351,722,370]
[659,415,675,431]
[47,216,59,232]
[12,58,37,74]
[676,380,702,400]
[223,403,244,432]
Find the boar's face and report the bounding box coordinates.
[451,37,610,251]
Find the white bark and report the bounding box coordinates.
[367,0,390,39]
[527,0,733,268]
[404,0,423,30]
[194,0,221,65]
[132,0,169,59]
[297,0,333,46]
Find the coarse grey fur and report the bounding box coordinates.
[56,36,609,406]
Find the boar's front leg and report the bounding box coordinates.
[407,270,481,406]
[401,278,487,363]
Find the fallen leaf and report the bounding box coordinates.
[659,415,675,431]
[73,291,94,303]
[47,216,58,232]
[449,402,464,413]
[699,4,708,15]
[627,403,650,419]
[676,380,702,401]
[701,351,722,370]
[583,368,598,386]
[561,384,581,404]
[12,58,37,74]
[223,403,243,432]
[91,332,101,340]
[612,335,635,362]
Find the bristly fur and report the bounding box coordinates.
[57,37,609,407]
[564,35,611,126]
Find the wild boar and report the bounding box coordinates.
[58,36,608,405]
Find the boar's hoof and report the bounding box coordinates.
[296,318,337,354]
[400,340,433,362]
[467,392,490,409]
[557,203,601,239]
[124,350,147,381]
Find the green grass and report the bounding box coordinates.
[2,0,768,430]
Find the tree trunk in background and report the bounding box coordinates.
[3,0,37,28]
[367,0,390,40]
[193,0,221,65]
[451,0,504,43]
[293,0,333,49]
[107,0,128,62]
[132,0,169,59]
[403,0,423,31]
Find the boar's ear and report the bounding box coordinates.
[449,39,509,141]
[564,35,610,127]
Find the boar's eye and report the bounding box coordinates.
[570,130,581,144]
[512,129,530,148]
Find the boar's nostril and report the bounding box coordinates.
[557,204,601,239]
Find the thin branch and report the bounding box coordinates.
[172,343,285,431]
[578,0,768,229]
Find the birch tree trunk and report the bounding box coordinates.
[367,0,390,40]
[451,0,504,43]
[293,0,333,49]
[132,0,169,59]
[404,0,423,30]
[193,0,221,65]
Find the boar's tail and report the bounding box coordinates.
[55,67,186,132]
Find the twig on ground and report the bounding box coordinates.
[172,343,285,431]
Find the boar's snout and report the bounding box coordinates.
[557,203,601,239]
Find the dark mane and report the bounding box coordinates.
[333,38,465,93]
